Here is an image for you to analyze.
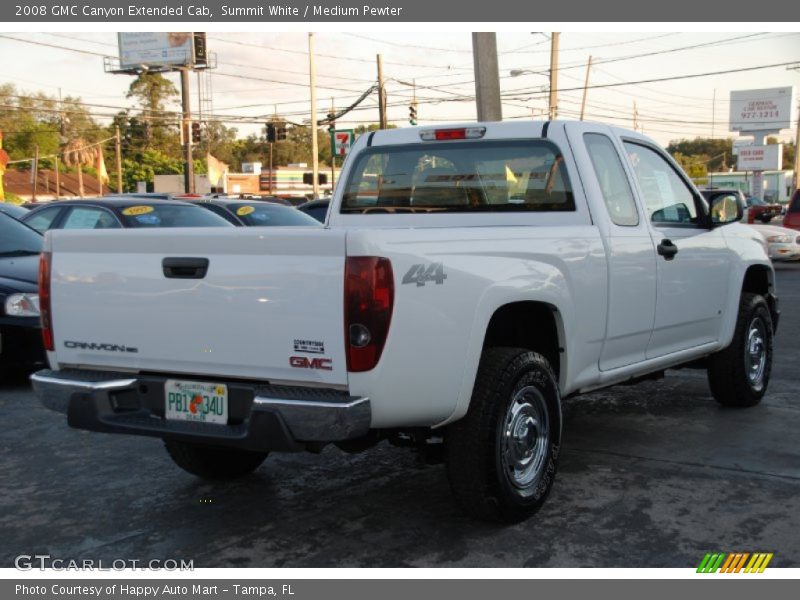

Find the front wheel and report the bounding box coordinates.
[707,293,773,407]
[446,348,561,523]
[164,440,268,480]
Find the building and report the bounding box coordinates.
[697,170,795,203]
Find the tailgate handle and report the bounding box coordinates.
[162,257,209,279]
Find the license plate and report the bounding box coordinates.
[165,379,228,424]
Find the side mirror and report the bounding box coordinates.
[709,194,744,226]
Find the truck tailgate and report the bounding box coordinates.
[47,227,348,386]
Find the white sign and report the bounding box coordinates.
[332,129,355,157]
[736,144,783,171]
[729,87,793,132]
[118,33,194,69]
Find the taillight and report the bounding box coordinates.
[38,251,54,351]
[345,257,394,372]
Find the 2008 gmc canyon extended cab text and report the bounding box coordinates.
[33,121,778,522]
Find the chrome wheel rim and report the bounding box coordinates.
[501,386,549,491]
[745,316,768,390]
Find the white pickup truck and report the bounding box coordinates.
[33,121,778,522]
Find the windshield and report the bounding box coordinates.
[118,204,234,228]
[0,212,43,255]
[341,140,575,213]
[228,203,321,227]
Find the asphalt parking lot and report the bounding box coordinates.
[1,263,798,569]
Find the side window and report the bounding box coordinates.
[623,142,700,226]
[62,207,120,229]
[584,134,639,226]
[23,206,62,233]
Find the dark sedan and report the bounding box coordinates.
[0,213,46,377]
[189,198,321,227]
[0,203,29,219]
[297,198,330,223]
[21,197,233,232]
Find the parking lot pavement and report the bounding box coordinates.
[1,263,799,569]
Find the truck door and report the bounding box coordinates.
[621,139,732,359]
[578,130,657,370]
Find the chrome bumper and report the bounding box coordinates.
[31,369,371,450]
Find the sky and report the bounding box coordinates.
[0,30,799,147]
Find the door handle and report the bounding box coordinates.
[657,239,678,261]
[162,257,209,279]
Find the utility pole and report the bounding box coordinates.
[54,156,60,200]
[580,55,593,121]
[794,100,800,190]
[115,125,123,193]
[268,142,274,194]
[472,33,502,121]
[330,97,336,193]
[309,33,320,198]
[548,32,560,120]
[180,68,195,194]
[32,145,39,202]
[633,101,639,132]
[377,54,388,129]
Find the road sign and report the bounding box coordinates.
[729,87,793,132]
[736,144,783,171]
[331,129,355,157]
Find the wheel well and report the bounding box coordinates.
[741,264,778,331]
[483,302,561,378]
[742,265,772,296]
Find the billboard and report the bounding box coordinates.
[729,87,793,132]
[118,33,197,69]
[736,144,783,171]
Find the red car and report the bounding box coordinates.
[744,194,782,223]
[784,189,800,230]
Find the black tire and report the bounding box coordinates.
[707,293,773,407]
[164,440,268,480]
[445,347,561,523]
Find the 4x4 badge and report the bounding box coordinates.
[402,263,447,287]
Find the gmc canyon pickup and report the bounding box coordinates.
[33,121,778,522]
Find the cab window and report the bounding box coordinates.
[623,141,701,226]
[584,134,639,226]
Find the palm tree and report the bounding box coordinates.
[62,137,94,197]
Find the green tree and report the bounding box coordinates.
[667,137,733,172]
[125,72,180,153]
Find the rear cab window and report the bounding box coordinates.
[341,140,575,214]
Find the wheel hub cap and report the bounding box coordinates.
[502,386,549,490]
[745,317,767,389]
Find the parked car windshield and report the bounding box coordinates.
[0,212,42,256]
[227,203,322,227]
[118,204,234,228]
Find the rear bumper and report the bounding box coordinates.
[31,368,370,452]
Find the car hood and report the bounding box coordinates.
[746,224,799,237]
[0,254,40,294]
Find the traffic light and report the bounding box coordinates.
[276,124,288,141]
[191,121,202,144]
[266,123,277,143]
[409,103,417,126]
[327,113,336,133]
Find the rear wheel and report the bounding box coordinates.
[707,293,773,407]
[446,348,561,523]
[164,440,268,480]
